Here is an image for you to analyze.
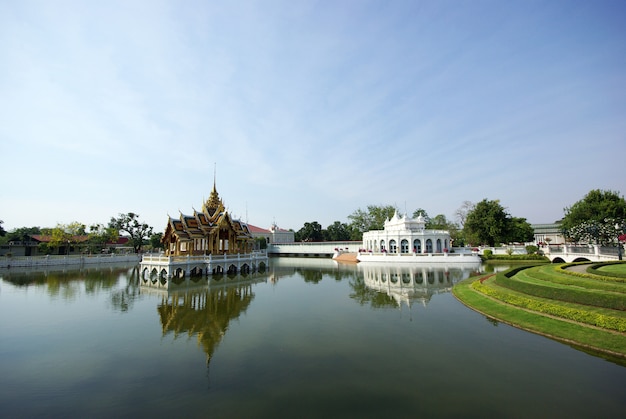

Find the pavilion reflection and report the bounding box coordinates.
[355,263,479,309]
[141,274,266,363]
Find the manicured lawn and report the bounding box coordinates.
[531,264,626,293]
[453,263,626,359]
[596,263,626,275]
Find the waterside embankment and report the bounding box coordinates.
[0,254,141,269]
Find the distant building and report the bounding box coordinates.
[247,223,294,244]
[0,235,132,256]
[0,235,89,256]
[531,223,565,246]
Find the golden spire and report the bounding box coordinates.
[204,164,224,216]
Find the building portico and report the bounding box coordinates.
[362,212,451,254]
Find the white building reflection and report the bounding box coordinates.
[357,263,480,308]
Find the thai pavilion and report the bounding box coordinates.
[362,211,451,254]
[161,182,254,256]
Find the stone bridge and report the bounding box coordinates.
[267,241,362,257]
[543,245,623,263]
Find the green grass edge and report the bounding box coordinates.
[452,275,626,361]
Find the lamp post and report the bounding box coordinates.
[616,223,624,261]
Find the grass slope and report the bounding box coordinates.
[453,263,626,360]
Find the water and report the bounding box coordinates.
[1,258,625,418]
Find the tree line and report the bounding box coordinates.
[293,201,534,246]
[3,189,625,252]
[294,189,626,247]
[0,213,161,254]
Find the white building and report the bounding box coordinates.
[362,212,451,254]
[531,223,565,246]
[248,223,295,244]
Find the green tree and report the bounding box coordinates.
[412,208,430,224]
[427,214,450,229]
[464,199,510,246]
[5,226,41,243]
[561,190,626,244]
[508,217,534,243]
[48,224,75,254]
[324,221,351,241]
[427,214,463,246]
[561,189,626,233]
[348,205,398,239]
[88,224,119,253]
[66,222,87,236]
[295,221,323,242]
[109,213,153,253]
[0,220,5,237]
[149,232,164,251]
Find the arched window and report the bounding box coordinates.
[426,239,433,253]
[389,240,397,253]
[436,239,442,253]
[380,240,385,252]
[400,239,409,253]
[413,239,421,253]
[427,271,435,284]
[416,271,423,284]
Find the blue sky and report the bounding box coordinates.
[1,0,625,233]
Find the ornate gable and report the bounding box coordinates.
[203,181,225,219]
[160,179,254,256]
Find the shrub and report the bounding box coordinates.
[496,268,626,310]
[526,245,539,255]
[471,280,626,332]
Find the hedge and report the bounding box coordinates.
[471,280,626,333]
[528,265,626,293]
[558,264,626,283]
[495,268,626,311]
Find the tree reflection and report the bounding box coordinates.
[299,269,323,284]
[349,277,397,308]
[2,265,134,303]
[269,261,358,285]
[109,266,141,312]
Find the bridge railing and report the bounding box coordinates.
[140,251,268,264]
[544,244,622,261]
[268,241,362,255]
[546,245,620,255]
[599,246,621,256]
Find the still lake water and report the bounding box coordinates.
[1,257,625,418]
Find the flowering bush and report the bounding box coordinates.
[566,218,626,245]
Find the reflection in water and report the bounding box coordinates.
[109,266,141,312]
[352,263,480,309]
[269,257,360,285]
[1,264,139,305]
[141,275,266,364]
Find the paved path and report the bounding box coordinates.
[563,263,591,273]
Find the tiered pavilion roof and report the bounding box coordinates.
[161,182,253,256]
